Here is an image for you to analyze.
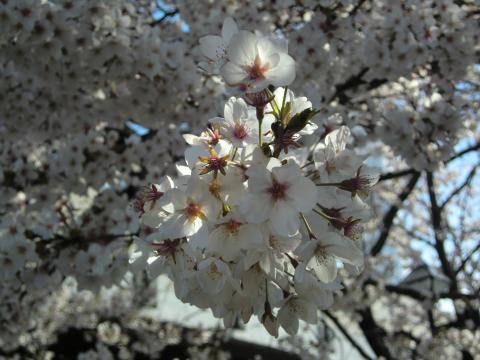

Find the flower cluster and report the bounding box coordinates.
[0,0,214,139]
[1,1,477,356]
[376,91,464,170]
[132,18,378,336]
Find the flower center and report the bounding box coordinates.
[226,219,242,234]
[208,262,222,280]
[269,235,279,248]
[208,156,227,172]
[198,152,229,177]
[247,56,268,80]
[133,184,164,214]
[151,239,180,257]
[267,179,289,200]
[233,123,248,140]
[185,202,203,220]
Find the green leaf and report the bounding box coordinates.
[285,108,319,133]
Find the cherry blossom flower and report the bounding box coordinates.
[221,31,296,92]
[207,213,263,261]
[296,224,364,283]
[241,158,317,236]
[199,17,238,72]
[214,97,274,147]
[160,176,221,242]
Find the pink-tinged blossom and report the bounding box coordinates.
[221,31,296,92]
[240,158,317,236]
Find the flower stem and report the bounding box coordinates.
[316,182,341,187]
[313,208,337,221]
[231,146,238,161]
[256,107,264,146]
[280,86,288,125]
[300,212,317,240]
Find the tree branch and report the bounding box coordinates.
[455,241,480,275]
[149,8,179,26]
[357,308,393,360]
[446,142,480,164]
[440,165,478,209]
[323,310,374,360]
[379,168,417,182]
[370,171,421,256]
[426,172,457,289]
[328,67,387,104]
[349,0,367,17]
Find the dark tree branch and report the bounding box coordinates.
[349,0,367,17]
[440,165,478,209]
[370,171,421,256]
[329,67,368,104]
[149,8,179,26]
[363,278,478,302]
[328,67,388,104]
[455,241,480,275]
[323,310,374,360]
[357,308,393,360]
[446,142,480,164]
[426,172,457,288]
[379,168,417,182]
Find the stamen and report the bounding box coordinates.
[247,56,268,80]
[267,179,289,200]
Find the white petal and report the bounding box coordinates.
[246,164,272,191]
[288,176,317,212]
[227,31,258,66]
[197,258,228,294]
[147,257,166,279]
[258,253,273,276]
[243,250,263,270]
[325,126,350,153]
[187,176,209,201]
[224,97,248,123]
[184,146,208,168]
[162,189,187,213]
[277,302,300,335]
[269,201,300,237]
[291,96,312,115]
[262,313,279,338]
[199,35,223,60]
[329,241,364,267]
[271,162,300,184]
[188,224,209,249]
[308,252,337,283]
[141,203,165,228]
[294,239,318,261]
[267,281,284,307]
[183,133,200,145]
[261,113,276,136]
[221,61,247,85]
[238,224,265,248]
[208,227,240,261]
[176,164,191,177]
[295,298,318,324]
[222,17,238,43]
[256,36,278,60]
[240,193,271,223]
[266,53,296,87]
[314,289,334,309]
[199,192,221,220]
[158,175,175,191]
[161,213,188,238]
